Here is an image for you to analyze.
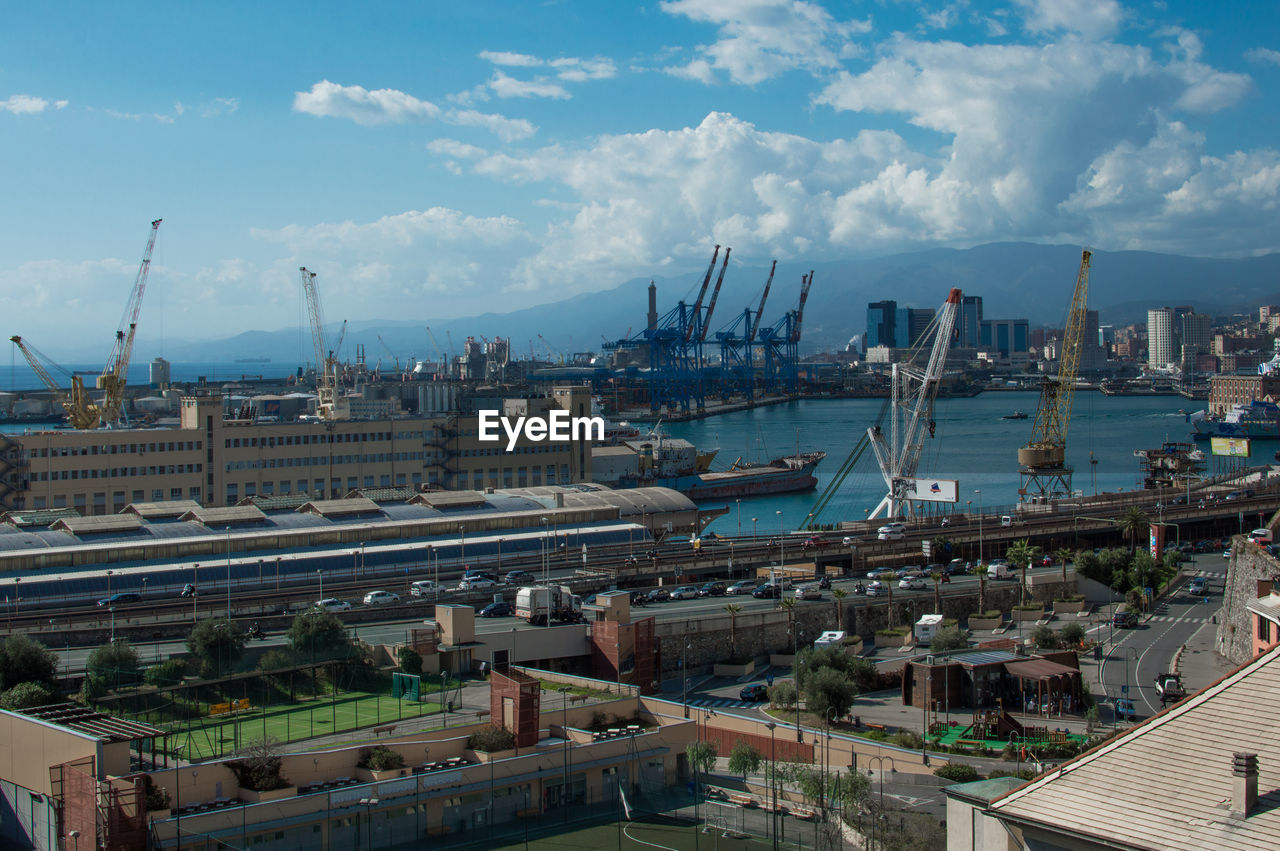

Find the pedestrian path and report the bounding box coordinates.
[685,697,761,710]
[1145,614,1209,624]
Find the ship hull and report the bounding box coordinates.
[611,453,824,500]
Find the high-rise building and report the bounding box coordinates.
[958,296,983,348]
[1147,307,1177,370]
[898,307,936,348]
[865,300,897,351]
[1180,312,1212,370]
[980,319,1029,357]
[1079,310,1105,370]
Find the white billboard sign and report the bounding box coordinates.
[892,477,958,503]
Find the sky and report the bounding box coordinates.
[1,0,1278,357]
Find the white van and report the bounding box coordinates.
[877,522,906,541]
[410,580,440,598]
[1000,515,1014,527]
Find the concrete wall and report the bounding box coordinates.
[0,711,99,796]
[1217,536,1280,665]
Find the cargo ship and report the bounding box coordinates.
[679,451,826,500]
[1188,401,1280,440]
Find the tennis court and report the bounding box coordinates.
[492,812,797,851]
[165,691,443,760]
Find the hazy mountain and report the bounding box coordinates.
[157,243,1280,363]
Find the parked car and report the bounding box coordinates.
[793,584,822,600]
[458,577,498,592]
[866,567,896,580]
[315,598,351,612]
[96,592,142,607]
[669,585,700,600]
[752,583,782,599]
[725,580,757,596]
[479,601,513,618]
[645,588,671,603]
[1114,697,1137,721]
[363,590,400,606]
[864,581,887,597]
[698,581,727,597]
[898,577,927,590]
[503,570,535,585]
[740,683,769,702]
[409,580,440,597]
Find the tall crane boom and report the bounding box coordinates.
[698,247,731,341]
[298,266,349,421]
[867,288,962,520]
[684,245,720,342]
[1018,250,1092,502]
[9,336,100,430]
[97,218,162,426]
[747,260,776,342]
[790,270,814,343]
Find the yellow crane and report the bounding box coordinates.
[1018,249,1092,502]
[8,336,102,429]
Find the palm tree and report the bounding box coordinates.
[831,588,848,631]
[886,578,896,628]
[930,571,943,614]
[1006,538,1042,615]
[725,603,743,659]
[975,564,989,614]
[1055,547,1075,588]
[1116,506,1150,554]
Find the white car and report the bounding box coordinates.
[669,585,700,600]
[457,577,498,592]
[898,577,928,591]
[409,580,440,597]
[865,581,887,597]
[877,522,906,541]
[315,598,351,612]
[362,590,400,606]
[792,584,822,601]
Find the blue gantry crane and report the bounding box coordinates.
[757,270,814,396]
[714,259,775,402]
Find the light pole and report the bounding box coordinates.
[867,755,895,851]
[1125,646,1139,705]
[766,721,778,851]
[459,524,466,567]
[736,499,742,537]
[975,489,984,564]
[172,742,185,849]
[225,531,234,621]
[441,670,450,728]
[752,516,758,540]
[681,640,692,719]
[317,569,323,602]
[359,796,379,849]
[191,564,199,622]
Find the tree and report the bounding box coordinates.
[724,603,743,659]
[86,640,139,690]
[1116,506,1150,554]
[727,740,763,781]
[0,634,58,690]
[686,740,718,798]
[930,571,943,614]
[145,658,189,687]
[286,610,352,662]
[1125,587,1145,612]
[186,617,247,677]
[1055,547,1075,588]
[930,625,968,652]
[1005,539,1042,577]
[256,649,294,673]
[803,665,857,719]
[831,589,848,631]
[886,577,896,628]
[397,647,423,675]
[1031,624,1059,649]
[768,680,797,708]
[780,596,798,643]
[1059,622,1086,648]
[975,564,989,615]
[0,681,56,710]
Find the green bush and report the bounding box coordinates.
[987,768,1036,781]
[358,745,405,771]
[1030,625,1059,649]
[1015,603,1044,611]
[929,625,968,652]
[933,763,980,783]
[467,726,516,753]
[876,626,910,637]
[256,649,295,672]
[396,647,423,675]
[144,658,188,687]
[1059,623,1086,647]
[972,610,1003,619]
[767,680,797,708]
[0,681,56,710]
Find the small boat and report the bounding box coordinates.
[1002,411,1029,420]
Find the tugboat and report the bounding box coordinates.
[1002,411,1029,420]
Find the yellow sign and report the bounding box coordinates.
[210,702,231,716]
[1210,437,1250,457]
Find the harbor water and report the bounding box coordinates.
[663,392,1260,534]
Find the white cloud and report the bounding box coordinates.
[487,71,570,100]
[201,97,239,118]
[445,109,536,142]
[293,80,441,125]
[479,50,542,67]
[550,57,617,82]
[660,0,871,85]
[427,139,489,159]
[1246,47,1280,66]
[54,100,68,110]
[1,94,52,114]
[1014,0,1123,40]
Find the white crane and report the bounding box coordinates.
[299,267,350,421]
[867,288,962,520]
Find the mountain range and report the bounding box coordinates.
[156,242,1280,365]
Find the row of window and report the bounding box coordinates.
[28,486,202,512]
[24,440,201,459]
[224,453,426,472]
[27,464,202,482]
[224,473,421,503]
[223,430,403,449]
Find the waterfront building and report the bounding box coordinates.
[1207,374,1280,416]
[1147,307,1177,370]
[0,386,592,515]
[865,300,898,351]
[979,318,1030,360]
[958,295,983,348]
[899,307,936,347]
[1180,312,1212,371]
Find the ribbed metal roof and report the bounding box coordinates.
[124,500,201,519]
[50,515,144,535]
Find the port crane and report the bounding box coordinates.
[715,260,775,400]
[867,288,962,520]
[299,267,350,421]
[97,218,162,426]
[1019,250,1092,502]
[8,336,102,429]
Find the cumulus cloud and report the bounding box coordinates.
[487,71,570,100]
[1,94,53,114]
[1246,47,1280,66]
[444,110,535,142]
[1014,0,1124,40]
[293,80,441,125]
[660,0,871,85]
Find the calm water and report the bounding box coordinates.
[663,392,1253,533]
[1,360,301,393]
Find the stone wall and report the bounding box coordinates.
[1217,536,1280,666]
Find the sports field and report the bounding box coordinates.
[164,692,443,760]
[493,813,803,851]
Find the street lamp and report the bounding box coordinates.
[736,499,742,537]
[752,516,758,539]
[441,670,450,728]
[317,569,323,602]
[226,531,233,621]
[974,489,984,564]
[766,721,778,851]
[459,524,466,567]
[359,797,379,849]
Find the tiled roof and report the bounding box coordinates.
[988,644,1280,850]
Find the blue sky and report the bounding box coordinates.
[2,0,1277,355]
